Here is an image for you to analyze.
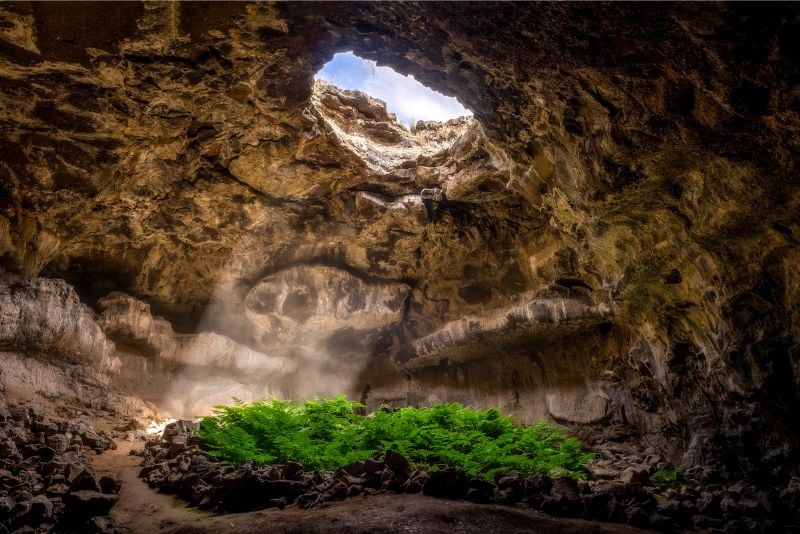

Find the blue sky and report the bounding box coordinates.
[315,52,471,127]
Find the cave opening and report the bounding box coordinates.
[2,3,799,531]
[315,51,472,129]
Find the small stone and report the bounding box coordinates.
[46,483,70,496]
[588,465,620,480]
[465,487,493,503]
[46,434,70,454]
[99,476,121,495]
[169,435,187,458]
[0,439,18,457]
[80,431,107,450]
[84,515,116,534]
[268,497,286,509]
[620,466,650,485]
[29,494,53,520]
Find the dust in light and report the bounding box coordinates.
[315,51,472,128]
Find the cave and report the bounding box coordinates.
[0,2,799,532]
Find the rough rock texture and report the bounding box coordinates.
[96,291,297,416]
[0,403,122,533]
[137,423,800,531]
[244,264,409,350]
[0,1,799,491]
[0,279,119,377]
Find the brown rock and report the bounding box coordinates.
[620,467,650,485]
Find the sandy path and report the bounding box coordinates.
[92,440,211,532]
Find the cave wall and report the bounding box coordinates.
[0,1,799,481]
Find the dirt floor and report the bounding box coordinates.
[92,440,646,534]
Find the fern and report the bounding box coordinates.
[196,396,594,478]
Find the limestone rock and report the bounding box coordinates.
[0,279,119,374]
[0,1,797,489]
[244,265,410,350]
[96,292,177,358]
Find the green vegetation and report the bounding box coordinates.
[651,466,681,484]
[196,397,594,479]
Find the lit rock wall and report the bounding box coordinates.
[0,278,118,375]
[0,2,798,482]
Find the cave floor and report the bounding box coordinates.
[93,440,645,534]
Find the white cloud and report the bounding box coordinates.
[316,52,471,127]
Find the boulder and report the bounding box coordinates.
[69,470,100,493]
[45,435,70,455]
[28,494,53,521]
[64,490,118,521]
[422,467,469,499]
[384,450,411,479]
[620,466,650,485]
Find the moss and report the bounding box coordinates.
[651,466,681,485]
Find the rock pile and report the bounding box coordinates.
[0,405,121,533]
[139,422,800,531]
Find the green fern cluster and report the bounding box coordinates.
[196,396,594,479]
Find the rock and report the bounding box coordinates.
[80,431,110,451]
[620,466,650,485]
[0,439,18,457]
[384,450,410,479]
[243,264,411,388]
[525,474,554,496]
[465,486,494,504]
[0,495,13,515]
[268,497,286,510]
[297,492,320,508]
[588,464,620,480]
[32,420,59,436]
[28,494,53,520]
[551,476,580,501]
[161,420,197,442]
[64,490,119,521]
[363,460,383,474]
[0,280,120,375]
[46,483,70,497]
[169,435,187,458]
[138,462,168,479]
[283,461,304,479]
[98,476,121,495]
[45,435,71,455]
[582,492,611,520]
[497,473,523,493]
[422,468,469,500]
[626,505,651,528]
[69,470,101,493]
[84,515,116,534]
[9,407,32,425]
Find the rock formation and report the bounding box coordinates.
[0,0,798,514]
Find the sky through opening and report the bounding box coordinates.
[315,52,472,128]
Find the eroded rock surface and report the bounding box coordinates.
[0,279,119,376]
[0,1,798,496]
[244,264,409,351]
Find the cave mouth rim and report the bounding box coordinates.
[314,50,473,130]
